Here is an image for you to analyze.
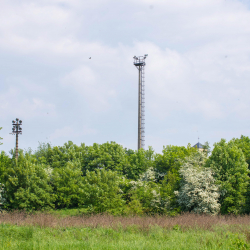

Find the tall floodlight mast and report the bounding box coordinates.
[10,118,22,160]
[133,54,148,150]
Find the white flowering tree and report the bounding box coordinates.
[175,152,220,214]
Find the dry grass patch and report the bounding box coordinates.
[0,211,250,232]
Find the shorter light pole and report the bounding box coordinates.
[10,118,22,160]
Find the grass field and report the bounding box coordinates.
[0,212,250,249]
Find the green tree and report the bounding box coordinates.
[230,136,250,213]
[153,145,197,214]
[205,139,249,214]
[4,153,55,210]
[154,144,197,180]
[52,161,84,209]
[35,142,53,165]
[160,171,181,215]
[35,141,154,180]
[81,142,128,176]
[124,148,154,180]
[37,141,86,168]
[0,151,11,183]
[230,135,250,167]
[81,169,125,213]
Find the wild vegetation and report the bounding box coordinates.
[0,135,250,216]
[0,135,250,248]
[0,212,249,249]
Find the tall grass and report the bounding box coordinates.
[0,212,250,249]
[0,211,250,230]
[1,223,248,250]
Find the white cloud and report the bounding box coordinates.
[62,65,117,112]
[49,125,97,141]
[1,0,250,152]
[0,86,56,119]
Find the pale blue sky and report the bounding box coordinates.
[1,0,250,153]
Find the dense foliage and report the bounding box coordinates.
[1,135,250,215]
[4,152,55,210]
[205,139,249,214]
[175,152,220,214]
[81,169,125,214]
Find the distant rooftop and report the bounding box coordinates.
[192,142,203,149]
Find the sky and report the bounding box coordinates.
[1,0,250,154]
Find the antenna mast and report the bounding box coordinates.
[133,54,148,150]
[10,118,22,160]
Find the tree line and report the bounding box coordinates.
[0,135,250,215]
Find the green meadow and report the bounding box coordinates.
[0,223,249,250]
[0,212,249,249]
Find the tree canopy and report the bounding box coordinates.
[0,137,250,215]
[205,139,249,214]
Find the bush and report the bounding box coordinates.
[52,161,84,209]
[128,168,170,214]
[4,154,55,210]
[81,169,125,213]
[175,152,220,214]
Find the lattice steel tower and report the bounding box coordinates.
[133,54,148,150]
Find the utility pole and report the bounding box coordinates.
[10,118,22,160]
[133,54,148,150]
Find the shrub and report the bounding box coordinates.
[52,161,84,209]
[128,168,170,214]
[4,154,55,210]
[175,152,220,214]
[81,169,125,213]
